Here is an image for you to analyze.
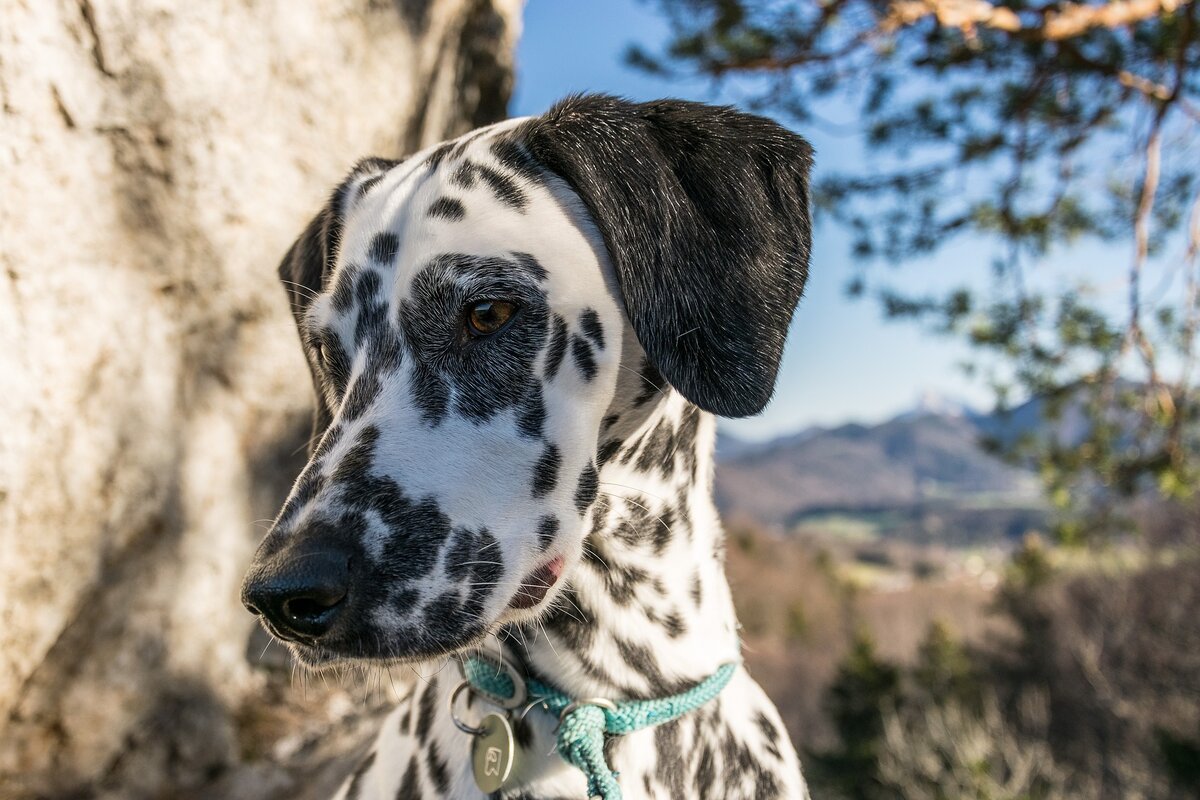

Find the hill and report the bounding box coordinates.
[715,402,1048,545]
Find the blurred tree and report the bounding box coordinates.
[633,0,1200,535]
[811,631,901,799]
[911,619,978,706]
[984,546,1200,798]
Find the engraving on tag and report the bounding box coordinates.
[471,713,516,793]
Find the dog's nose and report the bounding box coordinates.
[241,547,351,641]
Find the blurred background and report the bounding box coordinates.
[2,1,1197,798]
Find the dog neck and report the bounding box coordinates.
[508,376,740,700]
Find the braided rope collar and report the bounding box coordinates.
[458,653,739,799]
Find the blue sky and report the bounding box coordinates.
[511,0,1117,440]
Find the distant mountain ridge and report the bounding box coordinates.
[715,399,1049,542]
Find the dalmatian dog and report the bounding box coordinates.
[241,94,813,799]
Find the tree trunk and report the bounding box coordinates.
[0,1,520,796]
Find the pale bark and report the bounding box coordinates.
[0,1,520,796]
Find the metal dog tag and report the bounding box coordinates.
[471,712,516,793]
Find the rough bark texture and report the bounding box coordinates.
[0,1,520,796]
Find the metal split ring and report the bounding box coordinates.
[448,680,486,736]
[556,697,618,728]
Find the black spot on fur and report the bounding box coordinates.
[596,438,622,468]
[663,609,686,638]
[451,130,485,159]
[653,501,678,553]
[634,356,665,406]
[616,637,679,696]
[367,329,404,374]
[544,315,568,379]
[463,529,503,622]
[444,527,478,582]
[330,426,380,486]
[531,444,561,498]
[755,710,783,760]
[636,416,677,479]
[329,264,360,314]
[490,137,545,184]
[343,750,375,800]
[619,430,647,467]
[410,361,449,425]
[273,466,327,533]
[425,141,454,169]
[355,173,384,200]
[369,232,399,264]
[580,309,605,350]
[543,586,597,652]
[677,404,702,480]
[425,738,450,794]
[676,485,694,536]
[571,335,597,381]
[589,546,648,605]
[511,714,536,750]
[574,461,599,513]
[352,270,387,348]
[414,675,439,743]
[475,163,528,210]
[354,268,381,304]
[340,371,381,421]
[451,161,477,189]
[511,251,549,281]
[428,197,466,221]
[536,515,559,552]
[655,722,690,798]
[517,385,545,438]
[396,756,419,800]
[694,733,717,796]
[691,571,703,608]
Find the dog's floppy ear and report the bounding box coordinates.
[277,158,395,451]
[521,95,813,418]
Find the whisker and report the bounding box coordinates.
[279,279,322,301]
[597,489,677,542]
[614,361,669,398]
[581,539,611,571]
[537,617,561,660]
[598,482,669,504]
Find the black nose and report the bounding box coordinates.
[241,547,351,641]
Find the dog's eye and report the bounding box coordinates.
[466,300,517,337]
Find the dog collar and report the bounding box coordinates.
[452,652,739,799]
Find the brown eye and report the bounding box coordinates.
[466,300,517,337]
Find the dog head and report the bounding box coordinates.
[241,95,813,667]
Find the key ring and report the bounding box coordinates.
[556,697,618,730]
[448,680,486,736]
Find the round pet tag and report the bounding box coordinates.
[471,712,516,793]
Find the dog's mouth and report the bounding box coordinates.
[508,555,565,611]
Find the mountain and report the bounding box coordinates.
[715,402,1048,545]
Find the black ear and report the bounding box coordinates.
[520,95,813,418]
[277,158,395,451]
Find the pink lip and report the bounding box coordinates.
[508,555,565,610]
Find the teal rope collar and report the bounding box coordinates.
[460,654,739,799]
